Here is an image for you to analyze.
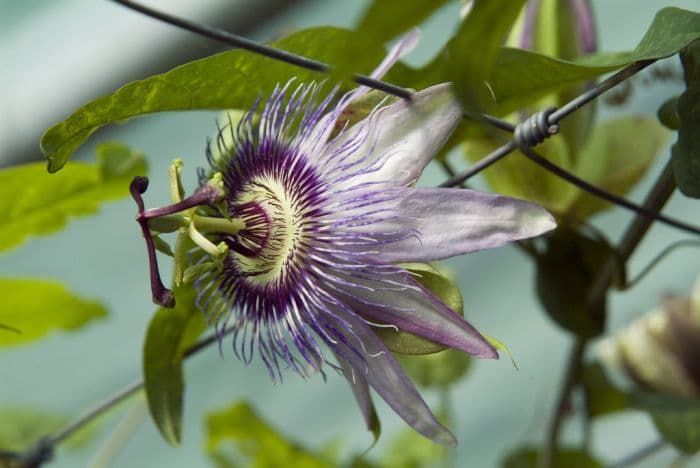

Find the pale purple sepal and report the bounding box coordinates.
[334,268,497,359]
[368,187,556,263]
[321,306,457,447]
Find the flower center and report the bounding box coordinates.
[230,175,306,287]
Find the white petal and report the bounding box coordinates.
[322,83,462,189]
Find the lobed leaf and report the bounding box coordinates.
[0,278,107,347]
[0,406,97,452]
[40,28,386,173]
[0,142,146,253]
[143,283,206,446]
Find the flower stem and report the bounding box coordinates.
[539,161,677,468]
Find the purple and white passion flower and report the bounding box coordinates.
[134,32,556,446]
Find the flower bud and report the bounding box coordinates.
[599,279,700,398]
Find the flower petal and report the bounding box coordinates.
[318,306,457,447]
[321,83,462,188]
[335,353,381,444]
[368,187,556,263]
[328,266,497,358]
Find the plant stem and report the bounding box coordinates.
[539,338,587,468]
[540,161,677,468]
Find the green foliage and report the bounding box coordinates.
[535,227,616,338]
[482,7,700,115]
[464,115,667,219]
[441,0,528,110]
[375,263,464,355]
[0,278,106,347]
[0,406,95,452]
[658,95,680,130]
[204,401,332,468]
[672,40,700,197]
[581,363,629,418]
[143,283,206,446]
[566,116,669,218]
[399,349,471,389]
[503,446,603,468]
[356,0,451,44]
[380,423,447,468]
[464,133,577,213]
[0,142,146,253]
[41,28,387,173]
[629,391,700,454]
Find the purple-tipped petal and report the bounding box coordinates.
[331,267,497,359]
[335,354,381,444]
[321,83,462,188]
[367,187,556,263]
[319,307,457,447]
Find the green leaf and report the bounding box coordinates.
[143,283,206,446]
[502,446,603,468]
[375,263,464,355]
[658,95,680,130]
[651,407,700,454]
[472,7,700,116]
[381,422,447,468]
[356,0,450,44]
[535,227,615,338]
[0,278,106,347]
[204,401,332,468]
[41,27,387,172]
[581,363,630,418]
[0,407,97,452]
[463,130,577,213]
[0,142,147,253]
[398,348,471,389]
[442,0,528,110]
[672,40,700,197]
[627,390,700,453]
[566,116,669,218]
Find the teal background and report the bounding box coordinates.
[1,1,700,466]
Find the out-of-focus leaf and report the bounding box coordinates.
[376,263,464,355]
[628,391,700,453]
[143,283,205,446]
[535,227,614,338]
[567,116,669,218]
[658,95,680,130]
[0,407,96,452]
[356,0,450,44]
[442,0,527,110]
[398,349,471,389]
[41,27,386,172]
[463,132,577,213]
[381,409,448,468]
[0,142,146,253]
[672,41,700,197]
[204,401,332,468]
[0,278,106,347]
[503,446,603,468]
[651,407,700,454]
[582,363,630,418]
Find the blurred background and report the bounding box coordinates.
[1,0,700,466]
